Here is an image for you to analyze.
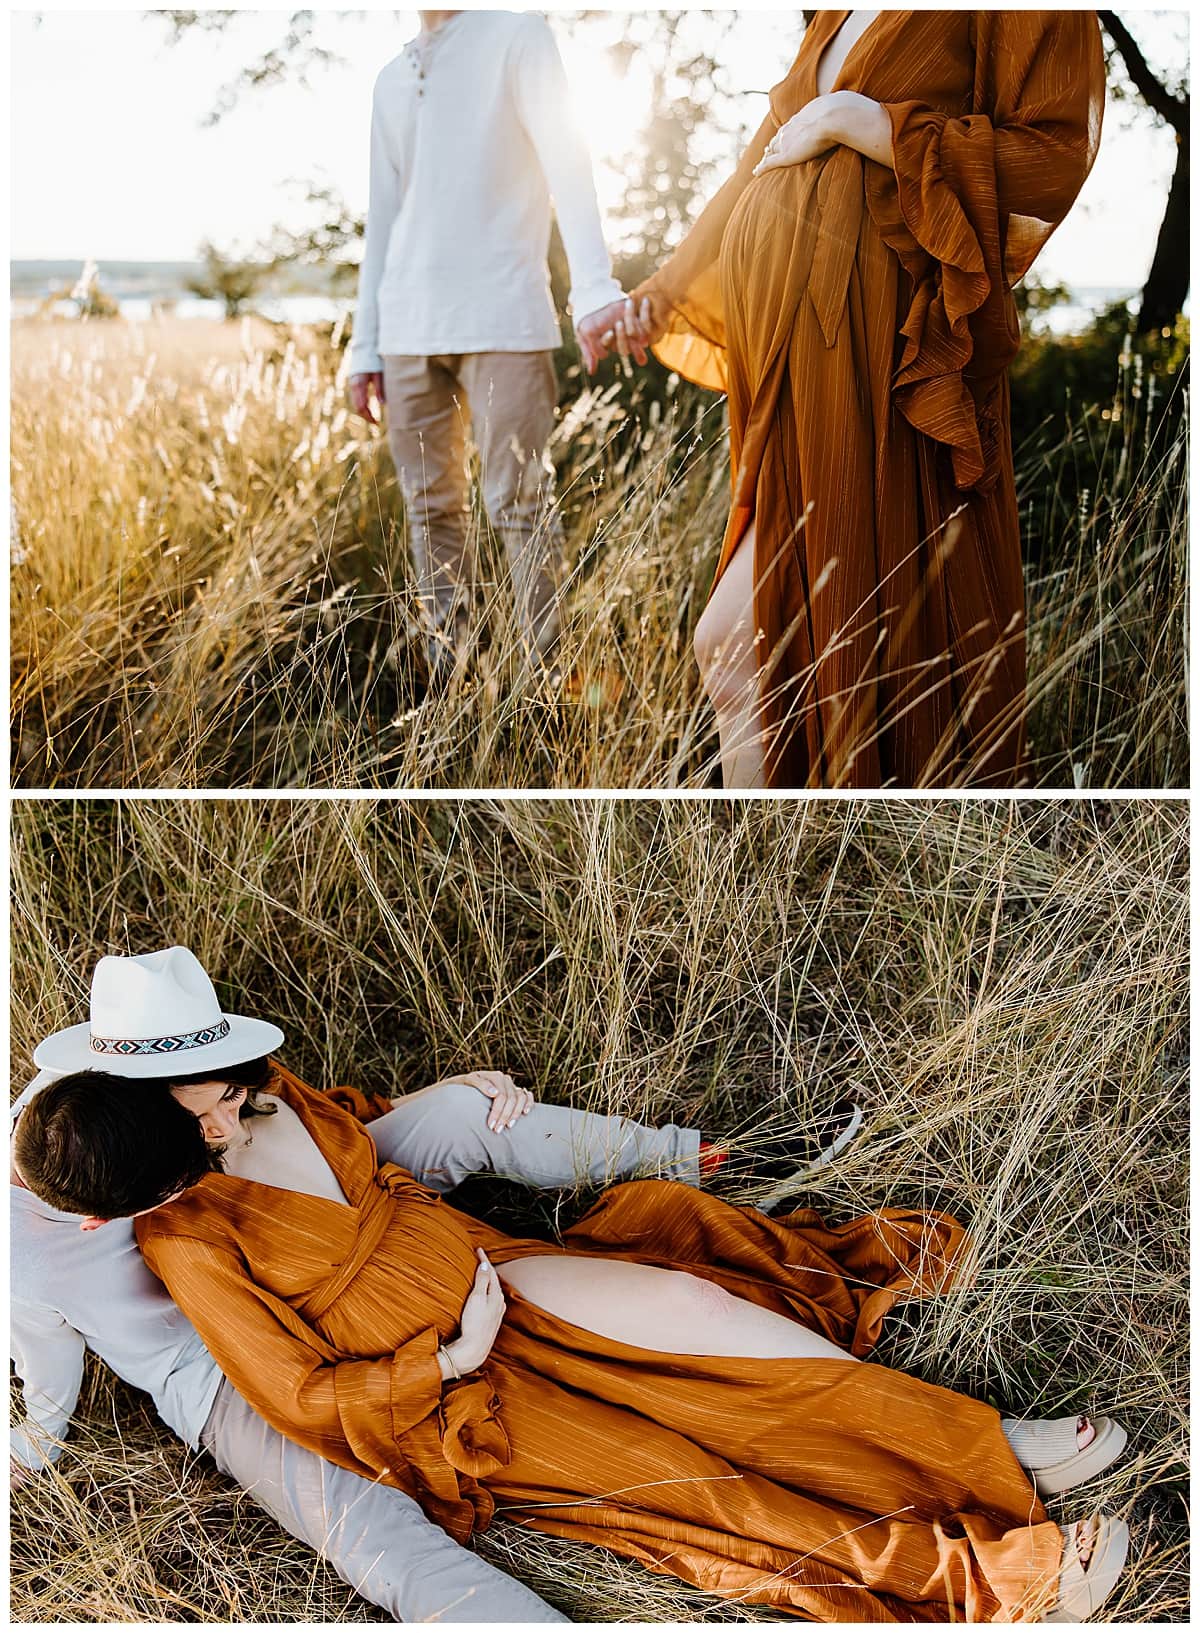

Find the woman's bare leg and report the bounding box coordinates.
[693,523,768,789]
[497,1256,856,1362]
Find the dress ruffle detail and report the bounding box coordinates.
[441,1376,512,1478]
[865,101,1017,494]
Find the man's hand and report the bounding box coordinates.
[576,296,659,375]
[443,1249,506,1374]
[11,1455,35,1493]
[348,371,386,425]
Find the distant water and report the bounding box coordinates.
[8,262,1159,337]
[16,293,357,325]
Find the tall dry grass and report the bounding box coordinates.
[9,796,1189,1621]
[10,318,1188,790]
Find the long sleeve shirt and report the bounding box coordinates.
[9,1071,222,1470]
[349,9,623,373]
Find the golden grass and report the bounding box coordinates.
[9,796,1189,1621]
[10,317,1188,790]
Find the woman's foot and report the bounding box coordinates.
[1002,1413,1129,1496]
[1044,1513,1129,1622]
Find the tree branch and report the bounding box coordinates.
[1098,11,1188,133]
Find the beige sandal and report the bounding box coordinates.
[1003,1413,1128,1496]
[1043,1513,1129,1622]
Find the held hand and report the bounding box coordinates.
[576,296,659,375]
[11,1455,34,1493]
[348,371,386,425]
[447,1250,506,1373]
[752,92,863,175]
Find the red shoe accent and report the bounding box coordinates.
[698,1140,730,1178]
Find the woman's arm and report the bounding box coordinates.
[140,1234,507,1461]
[286,1059,535,1137]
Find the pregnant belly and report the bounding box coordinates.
[720,154,867,358]
[722,163,818,289]
[498,1255,748,1353]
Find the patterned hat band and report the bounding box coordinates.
[89,1017,232,1058]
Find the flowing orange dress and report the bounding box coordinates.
[635,11,1105,788]
[138,1068,1063,1622]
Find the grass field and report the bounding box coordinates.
[9,796,1189,1621]
[10,317,1188,791]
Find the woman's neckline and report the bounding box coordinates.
[813,10,885,97]
[202,1076,357,1214]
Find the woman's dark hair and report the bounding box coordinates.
[13,1072,220,1218]
[164,1055,278,1121]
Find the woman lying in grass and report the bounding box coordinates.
[20,1030,1130,1621]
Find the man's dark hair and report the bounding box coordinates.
[13,1072,220,1218]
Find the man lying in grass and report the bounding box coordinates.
[10,947,860,1623]
[14,948,1132,1622]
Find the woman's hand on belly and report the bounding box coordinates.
[754,92,894,176]
[440,1249,506,1377]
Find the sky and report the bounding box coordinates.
[9,7,1189,292]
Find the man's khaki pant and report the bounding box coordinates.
[383,352,563,661]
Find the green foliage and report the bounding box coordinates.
[1010,302,1190,565]
[185,241,269,320]
[157,9,348,128]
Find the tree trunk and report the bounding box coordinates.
[1136,134,1190,334]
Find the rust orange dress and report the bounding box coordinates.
[635,11,1105,788]
[138,1068,1063,1622]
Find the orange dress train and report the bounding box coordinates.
[138,1068,1063,1622]
[634,11,1105,788]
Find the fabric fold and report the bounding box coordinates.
[441,1375,512,1478]
[141,1067,1067,1621]
[865,102,1013,492]
[809,146,866,348]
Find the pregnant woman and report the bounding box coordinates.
[25,1057,1130,1622]
[584,12,1104,789]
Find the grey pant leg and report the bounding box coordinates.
[458,351,563,660]
[383,353,473,638]
[369,1081,701,1193]
[200,1378,566,1623]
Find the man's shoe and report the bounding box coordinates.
[701,1097,865,1197]
[753,1095,865,1181]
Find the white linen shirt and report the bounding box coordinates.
[349,9,623,372]
[9,1071,221,1471]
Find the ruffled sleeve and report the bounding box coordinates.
[631,103,786,391]
[864,10,1105,490]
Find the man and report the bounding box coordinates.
[348,9,631,681]
[12,947,862,1621]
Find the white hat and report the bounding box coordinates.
[33,947,285,1080]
